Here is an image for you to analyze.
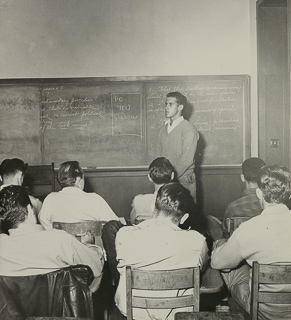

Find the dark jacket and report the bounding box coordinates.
[0,264,94,320]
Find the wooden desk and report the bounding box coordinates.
[175,311,244,320]
[200,265,225,294]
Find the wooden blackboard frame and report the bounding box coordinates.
[0,75,251,168]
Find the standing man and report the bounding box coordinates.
[155,92,199,202]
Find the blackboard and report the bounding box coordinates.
[0,76,250,167]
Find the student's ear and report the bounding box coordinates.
[240,174,245,183]
[180,213,189,225]
[75,176,84,190]
[178,104,184,112]
[170,172,174,181]
[148,173,153,183]
[256,188,263,200]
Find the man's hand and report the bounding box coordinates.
[80,231,95,245]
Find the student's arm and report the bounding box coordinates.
[175,126,199,178]
[38,195,53,229]
[95,194,119,221]
[211,234,244,270]
[130,200,137,225]
[71,236,104,292]
[199,240,210,272]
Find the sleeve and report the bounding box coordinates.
[155,127,163,158]
[38,195,53,230]
[96,195,119,221]
[71,236,104,278]
[130,197,137,225]
[222,205,231,234]
[199,240,209,272]
[175,125,199,178]
[210,231,244,270]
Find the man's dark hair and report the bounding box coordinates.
[0,158,27,179]
[148,157,173,184]
[242,157,266,183]
[166,92,187,107]
[258,165,291,204]
[57,161,83,188]
[0,185,31,230]
[155,182,194,224]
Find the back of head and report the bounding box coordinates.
[258,164,291,204]
[148,157,173,184]
[57,161,83,188]
[155,182,194,224]
[0,158,26,180]
[166,91,187,107]
[0,185,31,230]
[242,157,266,183]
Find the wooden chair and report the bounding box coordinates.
[52,220,105,248]
[250,261,291,320]
[24,163,55,202]
[225,217,251,236]
[126,266,200,320]
[26,318,93,320]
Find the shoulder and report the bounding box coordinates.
[133,193,155,203]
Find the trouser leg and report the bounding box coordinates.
[178,170,197,203]
[221,262,251,314]
[101,220,124,285]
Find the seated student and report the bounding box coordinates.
[39,161,118,229]
[207,157,266,241]
[102,182,208,320]
[0,158,42,215]
[130,157,174,224]
[211,164,291,319]
[0,185,104,292]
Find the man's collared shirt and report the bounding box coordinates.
[39,187,118,229]
[165,116,184,134]
[222,188,262,233]
[130,191,157,224]
[0,224,104,280]
[115,218,208,320]
[212,204,291,319]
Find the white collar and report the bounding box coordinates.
[165,116,184,126]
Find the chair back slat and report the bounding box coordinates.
[258,264,291,283]
[132,295,196,309]
[259,292,291,304]
[131,268,197,290]
[226,217,251,235]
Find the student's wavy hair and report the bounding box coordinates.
[57,161,84,188]
[0,185,31,230]
[242,157,266,183]
[148,157,173,184]
[258,165,291,204]
[155,182,194,224]
[0,158,27,179]
[166,92,187,107]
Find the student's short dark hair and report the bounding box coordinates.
[57,161,83,188]
[258,165,291,204]
[166,92,187,107]
[0,185,31,230]
[148,157,173,184]
[0,158,27,178]
[155,182,194,224]
[242,157,266,183]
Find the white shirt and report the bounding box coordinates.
[39,187,118,229]
[115,219,208,320]
[0,224,104,279]
[165,116,184,134]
